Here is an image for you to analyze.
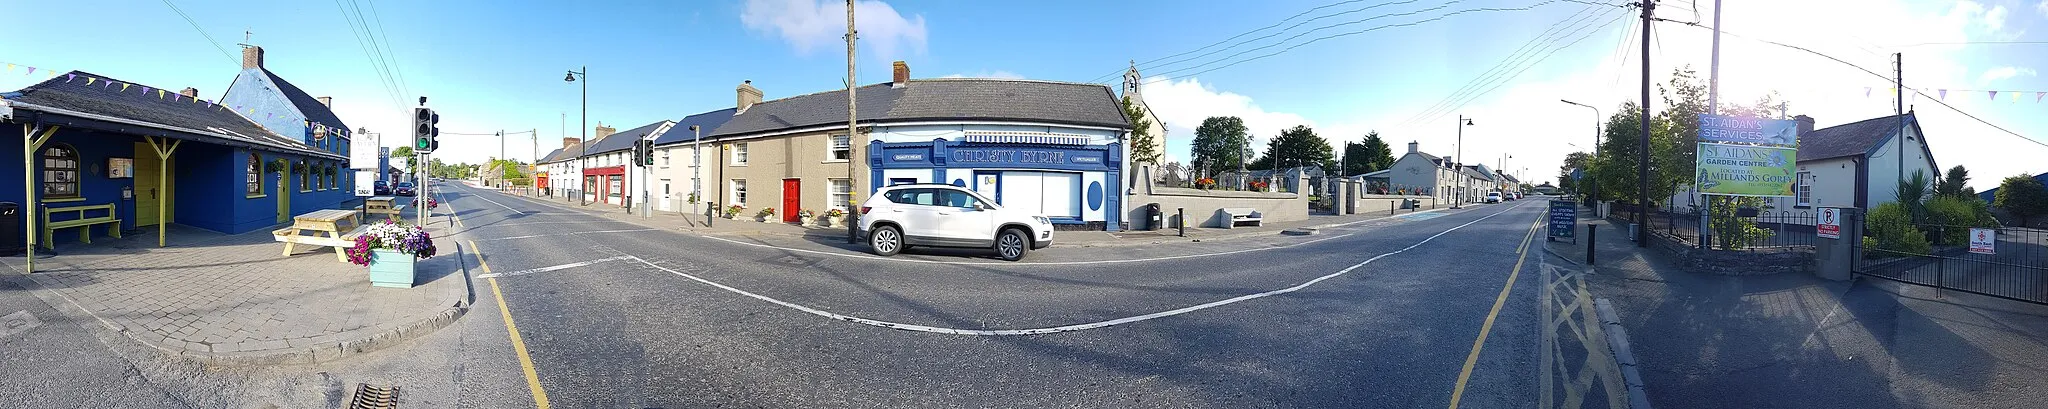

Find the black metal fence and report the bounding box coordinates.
[1604,202,1819,251]
[1857,225,2048,305]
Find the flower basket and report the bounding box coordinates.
[1195,177,1217,190]
[755,207,777,222]
[724,205,745,219]
[344,220,438,288]
[796,210,815,225]
[822,208,845,227]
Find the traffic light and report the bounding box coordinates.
[413,107,439,153]
[636,139,655,166]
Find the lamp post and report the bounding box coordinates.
[1453,115,1473,209]
[690,124,702,217]
[565,67,587,206]
[1560,99,1600,207]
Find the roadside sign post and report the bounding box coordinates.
[1816,207,1841,239]
[1969,228,1996,255]
[1548,199,1577,244]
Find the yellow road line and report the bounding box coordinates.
[1448,211,1544,408]
[475,239,551,409]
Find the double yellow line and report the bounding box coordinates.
[1447,209,1545,408]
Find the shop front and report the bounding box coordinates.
[869,135,1122,231]
[583,165,624,206]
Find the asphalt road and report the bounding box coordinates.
[443,182,1610,408]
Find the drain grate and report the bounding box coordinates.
[348,383,400,409]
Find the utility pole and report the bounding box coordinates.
[497,130,505,189]
[844,0,860,244]
[1637,0,1653,247]
[1700,0,1723,249]
[1895,52,1904,185]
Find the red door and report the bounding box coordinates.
[782,178,801,223]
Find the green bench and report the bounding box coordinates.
[41,203,122,249]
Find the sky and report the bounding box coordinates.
[1,0,2045,190]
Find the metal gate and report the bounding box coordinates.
[1853,213,2048,305]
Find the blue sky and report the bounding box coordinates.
[3,0,2045,188]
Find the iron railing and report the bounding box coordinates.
[1604,202,1819,251]
[1858,225,2048,305]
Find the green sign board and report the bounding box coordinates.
[1695,143,1797,197]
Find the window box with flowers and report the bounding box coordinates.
[343,220,438,288]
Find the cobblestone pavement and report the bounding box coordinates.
[2,206,469,365]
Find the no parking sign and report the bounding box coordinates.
[1816,208,1841,239]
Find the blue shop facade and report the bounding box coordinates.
[868,124,1124,231]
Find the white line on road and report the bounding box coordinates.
[632,201,1535,336]
[476,256,636,279]
[473,229,661,242]
[458,184,527,213]
[698,233,1353,266]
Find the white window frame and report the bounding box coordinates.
[826,134,852,162]
[732,143,749,165]
[826,178,852,210]
[730,179,748,207]
[660,149,671,168]
[1795,171,1812,207]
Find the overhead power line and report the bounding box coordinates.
[159,0,239,67]
[1396,2,1623,129]
[1088,0,1412,83]
[1656,19,2046,149]
[332,0,406,111]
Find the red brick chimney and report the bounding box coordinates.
[892,61,910,88]
[242,46,264,70]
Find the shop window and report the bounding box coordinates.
[327,165,338,190]
[828,178,852,210]
[732,143,749,165]
[298,161,311,192]
[828,134,851,161]
[248,154,263,196]
[41,144,80,198]
[731,179,748,206]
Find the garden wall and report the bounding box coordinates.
[1128,170,1310,230]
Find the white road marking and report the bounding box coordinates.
[473,229,661,242]
[698,233,1353,266]
[635,201,1534,335]
[472,220,640,228]
[462,184,526,213]
[476,256,635,279]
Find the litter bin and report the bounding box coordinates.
[0,202,19,256]
[1145,203,1162,231]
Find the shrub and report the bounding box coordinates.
[1923,195,1997,245]
[1709,195,1775,250]
[1865,202,1931,258]
[1994,175,2048,226]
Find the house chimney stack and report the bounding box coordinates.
[1793,115,1815,137]
[736,80,763,113]
[317,96,332,107]
[1407,141,1419,154]
[242,46,264,70]
[562,137,580,149]
[892,61,910,88]
[178,88,199,98]
[594,124,616,140]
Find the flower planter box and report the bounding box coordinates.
[367,248,417,288]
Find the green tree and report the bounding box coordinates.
[1122,95,1161,165]
[1895,169,1931,222]
[1654,66,1710,182]
[1251,125,1334,171]
[1994,174,2048,226]
[1191,116,1251,177]
[1557,151,1592,196]
[1934,165,1974,199]
[391,146,416,170]
[1340,131,1394,176]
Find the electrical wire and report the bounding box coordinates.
[1087,0,1414,83]
[158,0,240,67]
[332,0,406,111]
[362,0,411,96]
[1396,3,1622,129]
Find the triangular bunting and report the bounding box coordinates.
[2037,92,2045,103]
[1939,89,1948,100]
[85,77,95,86]
[24,67,35,75]
[1990,90,1999,100]
[158,89,166,99]
[65,73,75,83]
[140,86,151,95]
[120,83,131,92]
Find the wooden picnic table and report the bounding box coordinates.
[359,196,408,221]
[274,209,363,262]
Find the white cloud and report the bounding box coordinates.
[940,71,1024,79]
[1983,4,2009,31]
[2039,0,2048,18]
[740,0,928,60]
[1138,77,1360,165]
[1979,66,2038,84]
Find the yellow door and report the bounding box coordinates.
[277,168,291,223]
[132,142,175,226]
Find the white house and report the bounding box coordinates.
[1387,141,1496,204]
[1768,113,1937,215]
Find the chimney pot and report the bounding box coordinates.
[562,137,580,149]
[178,88,199,98]
[594,124,617,140]
[892,61,909,88]
[242,46,264,70]
[316,96,332,108]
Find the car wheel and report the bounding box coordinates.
[869,225,903,257]
[994,228,1030,261]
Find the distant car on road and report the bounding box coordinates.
[394,182,417,196]
[374,180,392,196]
[859,184,1054,261]
[1486,192,1502,203]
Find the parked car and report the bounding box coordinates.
[1485,191,1502,203]
[859,184,1054,261]
[394,181,417,196]
[374,180,392,195]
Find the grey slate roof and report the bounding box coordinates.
[708,78,1129,138]
[1798,113,1910,162]
[653,108,736,145]
[255,69,349,130]
[4,70,337,159]
[587,120,669,155]
[537,147,566,164]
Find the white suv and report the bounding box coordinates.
[859,184,1054,261]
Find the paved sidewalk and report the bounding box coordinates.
[486,186,1474,247]
[1,205,470,366]
[1549,217,2048,408]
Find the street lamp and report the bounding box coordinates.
[565,67,587,206]
[1560,99,1601,206]
[689,124,702,217]
[1453,116,1473,209]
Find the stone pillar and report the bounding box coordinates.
[1813,207,1860,281]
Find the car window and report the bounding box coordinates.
[885,188,936,206]
[937,190,981,209]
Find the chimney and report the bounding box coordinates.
[178,88,199,98]
[317,96,332,108]
[736,80,763,113]
[562,137,580,149]
[892,61,910,88]
[1793,115,1815,136]
[594,124,617,140]
[242,46,264,70]
[1407,141,1419,154]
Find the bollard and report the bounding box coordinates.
[1177,208,1186,237]
[707,201,716,228]
[846,198,859,244]
[1586,224,1597,265]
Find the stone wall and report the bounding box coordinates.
[1352,194,1436,215]
[1611,214,1815,275]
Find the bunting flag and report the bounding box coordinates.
[157,89,166,99]
[118,82,130,92]
[2039,92,2046,103]
[1864,87,1872,97]
[1939,89,1948,100]
[2015,91,2022,103]
[139,86,150,95]
[1990,90,1999,100]
[84,77,95,86]
[64,73,74,83]
[24,67,34,75]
